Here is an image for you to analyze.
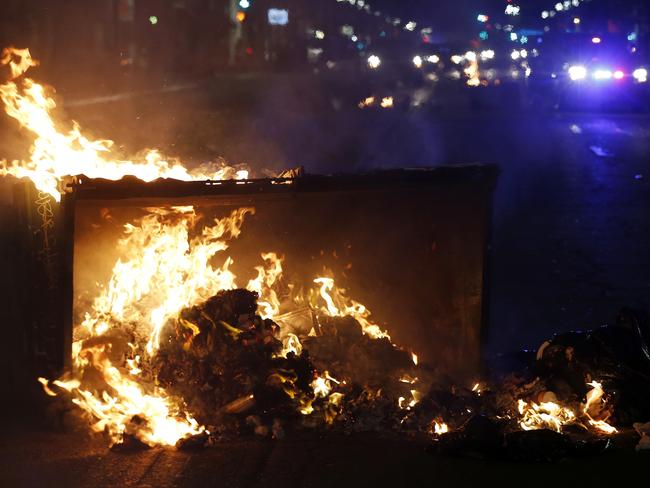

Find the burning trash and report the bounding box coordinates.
[2,47,650,460]
[38,204,435,447]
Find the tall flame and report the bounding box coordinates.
[583,381,618,435]
[313,277,389,339]
[44,207,260,445]
[246,252,284,320]
[0,48,246,201]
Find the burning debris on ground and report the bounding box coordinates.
[40,266,650,460]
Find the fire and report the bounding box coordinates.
[311,372,340,398]
[430,419,449,435]
[246,252,284,319]
[313,277,389,339]
[277,333,303,358]
[0,48,247,201]
[517,399,576,433]
[81,206,255,356]
[583,381,618,435]
[398,389,421,410]
[35,200,393,446]
[517,381,618,435]
[399,374,418,384]
[1,47,38,79]
[43,207,261,445]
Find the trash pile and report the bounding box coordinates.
[132,287,650,458]
[149,288,423,442]
[428,308,650,460]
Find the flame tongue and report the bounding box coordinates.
[45,207,263,446]
[583,381,618,435]
[1,47,38,79]
[517,380,618,435]
[0,48,247,201]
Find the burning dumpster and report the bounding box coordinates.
[46,167,496,445]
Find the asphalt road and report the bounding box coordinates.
[0,429,647,488]
[57,75,650,355]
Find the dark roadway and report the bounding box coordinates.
[1,74,650,486]
[0,429,647,488]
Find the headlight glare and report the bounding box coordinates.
[568,65,587,81]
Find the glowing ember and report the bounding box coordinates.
[399,374,418,384]
[398,389,421,410]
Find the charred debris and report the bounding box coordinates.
[82,289,650,460]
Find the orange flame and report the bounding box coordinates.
[583,381,618,435]
[313,277,390,339]
[43,207,260,445]
[1,47,39,79]
[517,381,618,435]
[0,48,247,201]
